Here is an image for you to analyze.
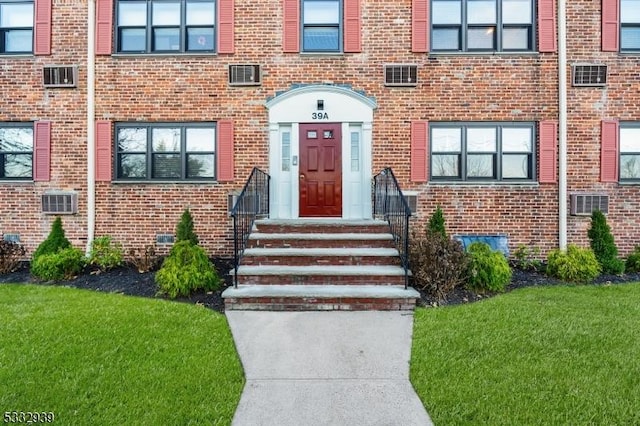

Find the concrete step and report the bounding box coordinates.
[241,247,401,266]
[247,232,396,249]
[235,265,407,286]
[222,284,420,311]
[254,219,390,234]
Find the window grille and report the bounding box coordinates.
[43,66,78,88]
[384,65,418,87]
[572,64,607,87]
[228,65,261,86]
[41,192,78,214]
[570,194,609,215]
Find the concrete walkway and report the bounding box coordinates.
[226,311,433,426]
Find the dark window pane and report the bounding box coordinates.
[503,27,530,50]
[502,154,529,178]
[4,154,32,178]
[120,28,146,51]
[621,27,640,50]
[303,27,339,51]
[119,154,146,178]
[187,154,214,178]
[153,154,181,178]
[4,30,32,52]
[468,27,495,49]
[467,154,494,177]
[153,27,180,51]
[432,28,460,50]
[621,155,640,179]
[432,154,460,177]
[187,27,214,50]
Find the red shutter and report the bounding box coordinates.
[33,0,52,55]
[411,121,428,182]
[538,121,558,183]
[283,0,300,53]
[602,0,620,52]
[412,0,429,53]
[217,120,234,181]
[601,120,619,182]
[218,0,235,53]
[95,121,112,182]
[96,0,113,55]
[34,121,51,182]
[343,0,361,53]
[537,0,557,52]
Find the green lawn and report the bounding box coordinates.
[0,284,244,425]
[411,283,640,426]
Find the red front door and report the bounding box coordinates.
[299,123,342,217]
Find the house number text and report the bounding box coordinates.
[312,112,329,120]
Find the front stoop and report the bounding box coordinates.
[223,219,419,311]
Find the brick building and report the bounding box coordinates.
[1,0,639,260]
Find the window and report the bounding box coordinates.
[430,123,535,181]
[621,0,640,51]
[115,123,216,180]
[116,0,215,53]
[620,125,640,181]
[0,123,33,179]
[302,0,341,52]
[431,0,534,52]
[0,0,33,54]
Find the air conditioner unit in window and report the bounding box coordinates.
[572,64,607,87]
[41,192,78,215]
[384,64,418,87]
[228,64,261,86]
[570,194,609,216]
[43,65,78,88]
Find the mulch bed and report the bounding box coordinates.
[2,260,640,314]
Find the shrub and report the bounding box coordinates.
[31,247,86,281]
[409,229,468,300]
[0,241,26,274]
[89,236,124,272]
[127,245,161,273]
[625,246,640,273]
[176,208,199,246]
[511,244,543,272]
[32,217,71,260]
[466,242,512,293]
[546,244,601,284]
[427,206,447,238]
[155,241,220,298]
[588,210,625,274]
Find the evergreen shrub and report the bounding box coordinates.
[89,236,124,272]
[155,241,220,298]
[466,242,512,292]
[31,247,86,281]
[546,244,601,284]
[588,210,625,274]
[32,217,71,260]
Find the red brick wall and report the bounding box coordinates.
[2,0,639,261]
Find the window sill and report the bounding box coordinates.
[428,180,540,187]
[112,180,220,185]
[111,52,219,59]
[427,51,540,58]
[0,180,34,184]
[0,54,34,59]
[299,52,344,58]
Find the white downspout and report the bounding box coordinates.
[86,0,96,254]
[558,0,568,250]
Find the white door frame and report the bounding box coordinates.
[266,85,377,219]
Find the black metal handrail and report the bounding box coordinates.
[373,168,412,289]
[231,167,270,288]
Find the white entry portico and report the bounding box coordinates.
[266,85,377,219]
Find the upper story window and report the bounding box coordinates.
[115,123,216,181]
[0,123,33,179]
[620,125,640,180]
[431,0,534,52]
[116,0,215,53]
[430,122,535,181]
[0,0,33,54]
[302,0,341,52]
[621,0,640,51]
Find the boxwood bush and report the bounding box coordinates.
[31,247,86,281]
[155,241,220,298]
[625,246,640,273]
[546,244,601,284]
[466,242,512,293]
